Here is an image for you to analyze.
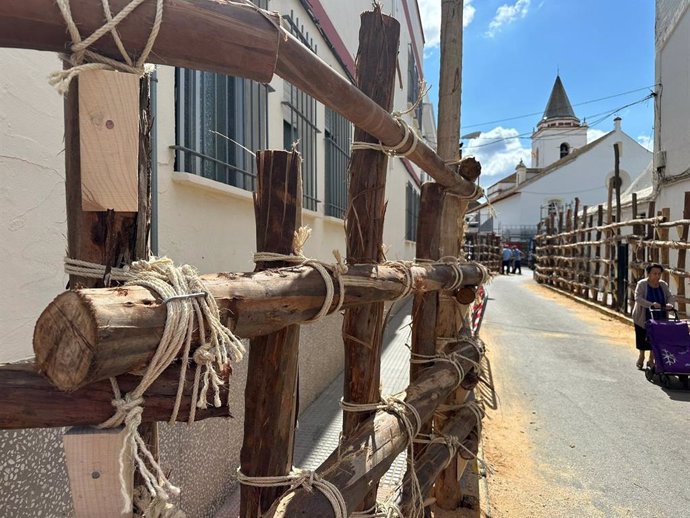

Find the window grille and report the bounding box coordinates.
[174,71,268,191]
[283,12,320,211]
[407,45,423,132]
[406,182,420,241]
[324,108,351,219]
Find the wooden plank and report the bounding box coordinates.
[64,427,133,518]
[79,70,139,211]
[0,361,230,429]
[240,150,303,518]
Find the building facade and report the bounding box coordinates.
[0,1,435,515]
[468,77,652,244]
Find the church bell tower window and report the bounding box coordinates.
[560,142,570,158]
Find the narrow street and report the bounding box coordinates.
[480,271,690,517]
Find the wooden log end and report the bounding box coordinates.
[34,290,98,392]
[457,157,481,182]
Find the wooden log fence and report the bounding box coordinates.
[534,194,690,318]
[0,3,492,516]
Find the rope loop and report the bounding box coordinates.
[50,0,164,94]
[253,226,347,322]
[237,468,347,518]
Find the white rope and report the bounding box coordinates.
[409,351,466,391]
[237,468,347,518]
[50,0,164,94]
[94,257,245,515]
[351,115,420,158]
[340,394,425,518]
[413,432,461,470]
[254,227,347,322]
[64,257,132,285]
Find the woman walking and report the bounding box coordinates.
[631,263,675,370]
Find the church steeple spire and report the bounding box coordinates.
[531,74,587,168]
[541,75,579,123]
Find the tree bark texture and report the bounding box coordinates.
[0,0,479,196]
[0,362,231,429]
[411,183,444,464]
[342,5,399,438]
[240,150,302,518]
[264,337,482,518]
[398,408,478,515]
[435,1,471,508]
[33,261,486,392]
[341,11,399,509]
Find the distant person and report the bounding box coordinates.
[501,246,512,275]
[511,246,523,274]
[631,263,675,370]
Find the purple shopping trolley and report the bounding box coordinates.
[645,309,690,389]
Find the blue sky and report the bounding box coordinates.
[418,0,656,186]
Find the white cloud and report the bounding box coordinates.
[418,0,476,49]
[637,135,653,151]
[463,126,532,180]
[486,0,530,38]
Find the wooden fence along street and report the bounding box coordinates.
[0,2,490,517]
[534,193,690,318]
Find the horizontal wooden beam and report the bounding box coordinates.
[0,361,231,429]
[0,1,479,195]
[34,261,487,391]
[263,336,482,517]
[397,408,478,515]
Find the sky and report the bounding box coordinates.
[417,0,656,187]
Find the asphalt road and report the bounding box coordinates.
[482,270,690,518]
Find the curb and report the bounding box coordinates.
[538,283,634,327]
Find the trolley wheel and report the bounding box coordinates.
[645,366,655,382]
[680,375,689,389]
[660,374,671,388]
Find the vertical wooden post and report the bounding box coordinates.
[63,70,152,515]
[240,150,302,518]
[676,193,690,317]
[660,208,671,284]
[594,205,604,303]
[646,201,657,265]
[434,1,472,509]
[342,8,400,510]
[411,184,443,461]
[614,143,622,224]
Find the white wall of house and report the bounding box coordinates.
[653,1,690,218]
[0,1,431,515]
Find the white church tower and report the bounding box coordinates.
[531,75,588,168]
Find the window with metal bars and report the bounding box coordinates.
[324,108,351,219]
[173,0,268,192]
[406,182,420,241]
[174,71,268,191]
[283,11,320,211]
[407,45,423,132]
